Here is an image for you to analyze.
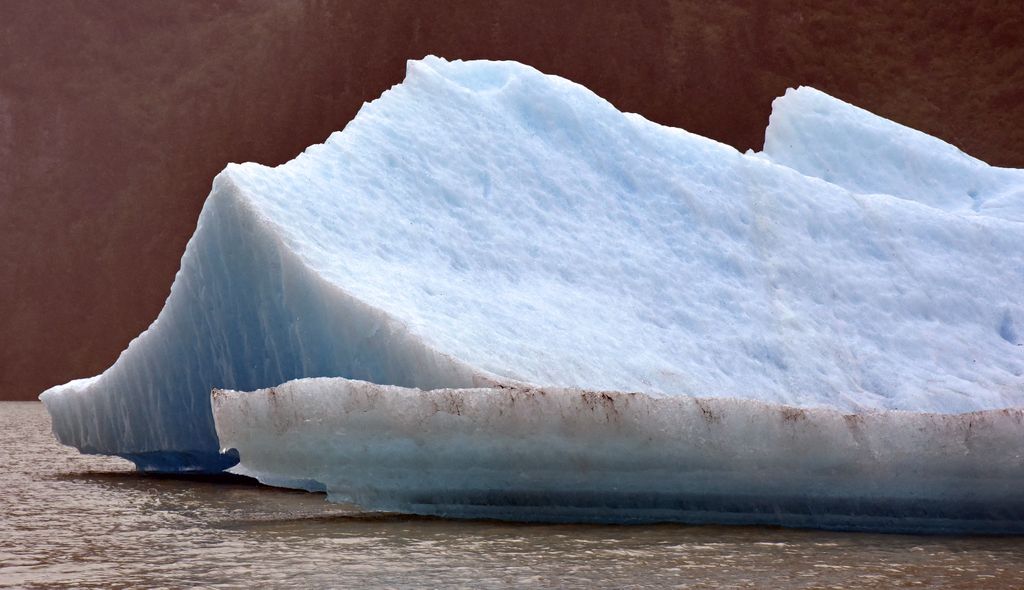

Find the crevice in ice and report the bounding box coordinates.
[1000,310,1018,345]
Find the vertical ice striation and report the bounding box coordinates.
[41,175,489,471]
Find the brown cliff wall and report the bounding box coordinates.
[1,0,1022,400]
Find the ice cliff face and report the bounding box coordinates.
[42,58,1023,492]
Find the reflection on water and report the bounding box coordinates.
[2,402,1023,588]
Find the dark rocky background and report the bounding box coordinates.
[2,0,1022,400]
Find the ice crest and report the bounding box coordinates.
[763,86,1024,221]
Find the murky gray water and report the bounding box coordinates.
[2,402,1023,588]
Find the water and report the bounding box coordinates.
[2,402,1022,588]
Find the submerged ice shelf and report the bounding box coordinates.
[41,56,1023,530]
[214,378,1024,534]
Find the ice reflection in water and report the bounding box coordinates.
[3,402,1023,588]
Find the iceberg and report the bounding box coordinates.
[762,86,1024,221]
[42,57,1024,530]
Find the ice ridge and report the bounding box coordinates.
[762,86,1024,221]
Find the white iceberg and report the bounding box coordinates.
[42,57,1024,530]
[762,86,1024,221]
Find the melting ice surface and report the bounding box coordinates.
[43,57,1024,531]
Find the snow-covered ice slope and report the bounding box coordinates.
[43,57,1024,476]
[213,378,1024,533]
[762,86,1024,221]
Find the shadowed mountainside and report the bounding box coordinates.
[2,0,1022,400]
